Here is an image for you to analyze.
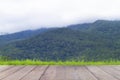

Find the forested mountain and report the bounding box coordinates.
[0,20,120,61]
[0,28,54,46]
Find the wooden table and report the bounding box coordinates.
[0,65,120,80]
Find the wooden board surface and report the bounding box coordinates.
[0,65,120,80]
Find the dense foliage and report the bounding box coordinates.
[0,20,120,61]
[0,28,52,46]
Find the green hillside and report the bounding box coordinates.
[0,28,54,46]
[0,20,120,61]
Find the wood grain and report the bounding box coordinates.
[0,66,24,80]
[87,66,118,80]
[3,66,35,80]
[0,65,120,80]
[20,66,48,80]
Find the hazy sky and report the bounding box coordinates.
[1,0,120,33]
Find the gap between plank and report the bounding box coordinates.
[85,66,99,80]
[98,66,120,80]
[19,66,38,80]
[39,65,50,80]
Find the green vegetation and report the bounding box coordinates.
[1,20,120,61]
[0,60,120,65]
[0,28,51,46]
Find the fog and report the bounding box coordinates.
[0,0,120,33]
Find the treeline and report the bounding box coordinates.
[0,20,120,61]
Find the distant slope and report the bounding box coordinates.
[0,28,54,46]
[0,20,120,61]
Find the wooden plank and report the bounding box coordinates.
[40,66,56,80]
[0,66,24,80]
[65,66,82,80]
[2,66,36,80]
[113,66,120,71]
[63,66,98,80]
[41,66,97,80]
[53,66,67,80]
[99,66,120,79]
[66,66,80,80]
[0,66,120,80]
[21,66,48,80]
[87,66,118,80]
[41,66,67,80]
[0,66,13,72]
[67,66,80,80]
[53,66,80,80]
[76,66,98,80]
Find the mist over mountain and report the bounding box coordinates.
[0,28,56,46]
[1,0,120,33]
[0,20,120,61]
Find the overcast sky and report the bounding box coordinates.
[0,0,120,33]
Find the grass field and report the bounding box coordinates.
[0,60,120,65]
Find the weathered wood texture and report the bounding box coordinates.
[0,65,120,80]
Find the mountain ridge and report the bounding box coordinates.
[0,20,120,61]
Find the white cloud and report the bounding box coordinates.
[0,0,120,33]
